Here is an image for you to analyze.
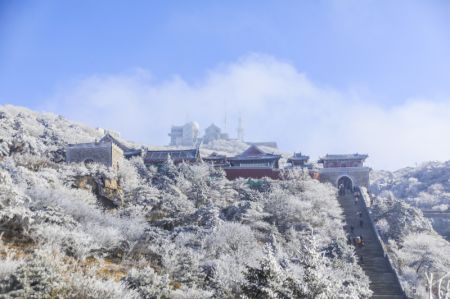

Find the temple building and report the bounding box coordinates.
[66,141,123,169]
[99,133,142,159]
[315,154,370,189]
[224,145,281,179]
[203,152,229,167]
[144,148,200,165]
[66,132,143,169]
[287,152,310,168]
[169,122,200,146]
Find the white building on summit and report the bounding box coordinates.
[203,123,229,144]
[169,122,200,146]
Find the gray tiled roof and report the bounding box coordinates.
[228,145,281,161]
[100,133,131,152]
[203,152,227,160]
[144,148,199,163]
[288,152,309,161]
[319,154,368,161]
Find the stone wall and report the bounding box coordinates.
[318,167,370,188]
[111,143,123,169]
[66,142,123,168]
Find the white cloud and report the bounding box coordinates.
[43,54,450,170]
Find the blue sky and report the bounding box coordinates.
[1,0,450,169]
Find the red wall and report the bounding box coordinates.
[224,168,280,180]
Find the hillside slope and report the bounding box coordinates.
[371,161,450,211]
[0,105,371,298]
[369,164,450,298]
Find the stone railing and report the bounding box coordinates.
[356,186,408,298]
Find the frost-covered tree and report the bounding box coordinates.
[372,191,433,241]
[241,244,293,299]
[0,105,373,298]
[370,175,450,298]
[123,267,170,299]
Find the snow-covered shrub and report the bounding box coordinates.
[376,218,390,236]
[169,286,213,299]
[263,179,342,244]
[160,240,204,286]
[117,158,142,193]
[203,222,262,296]
[206,222,259,258]
[0,253,60,298]
[35,224,94,258]
[67,274,138,299]
[371,192,433,241]
[371,161,450,210]
[123,267,170,298]
[0,105,374,298]
[0,254,23,281]
[241,244,293,299]
[369,176,450,297]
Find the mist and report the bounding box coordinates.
[43,54,450,170]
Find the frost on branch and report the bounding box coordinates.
[0,105,371,298]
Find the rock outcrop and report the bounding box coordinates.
[74,175,124,207]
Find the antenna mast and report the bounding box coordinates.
[223,101,228,133]
[224,111,228,134]
[237,115,244,141]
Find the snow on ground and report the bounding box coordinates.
[369,163,450,297]
[0,105,371,298]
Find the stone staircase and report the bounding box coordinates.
[338,192,406,299]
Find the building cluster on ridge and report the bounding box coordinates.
[168,121,247,147]
[66,122,370,189]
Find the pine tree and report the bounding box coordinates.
[241,244,292,299]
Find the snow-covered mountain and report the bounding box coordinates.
[0,105,371,298]
[371,161,450,211]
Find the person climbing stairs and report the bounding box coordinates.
[338,190,406,299]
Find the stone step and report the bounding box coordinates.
[356,250,385,256]
[361,260,388,264]
[363,269,392,273]
[370,281,402,287]
[370,285,402,291]
[370,287,403,293]
[363,265,391,269]
[363,268,392,274]
[370,283,402,287]
[371,291,404,296]
[370,274,399,282]
[371,295,405,299]
[338,194,405,297]
[362,265,391,270]
[370,288,403,295]
[356,251,384,255]
[354,243,382,247]
[361,267,392,273]
[354,244,383,249]
[362,264,390,268]
[362,268,392,273]
[357,254,385,258]
[355,250,385,256]
[371,285,403,292]
[363,266,391,270]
